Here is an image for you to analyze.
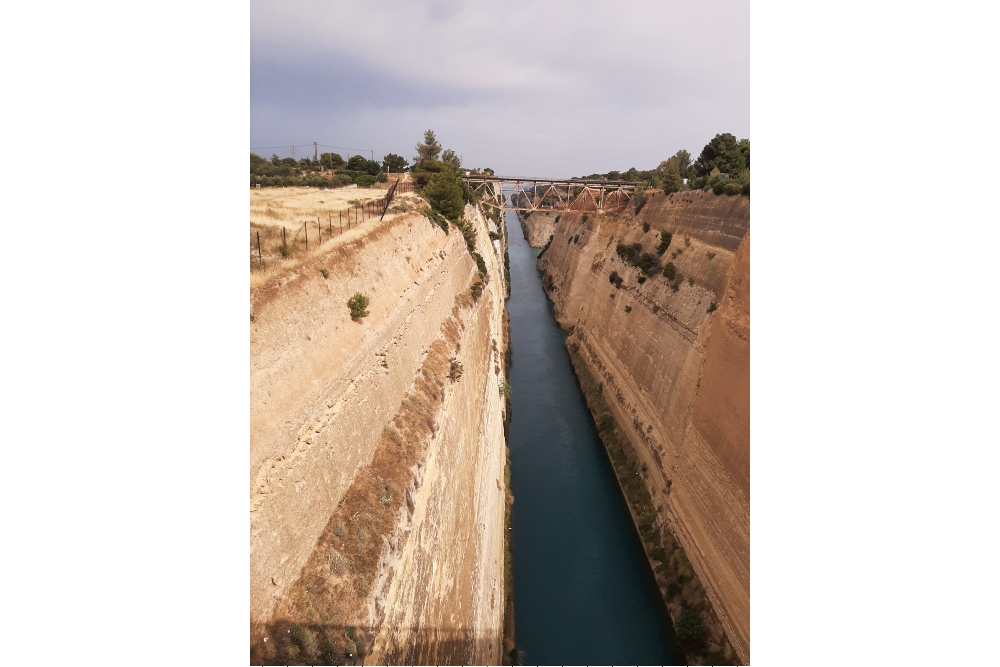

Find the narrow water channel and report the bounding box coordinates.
[505,209,678,665]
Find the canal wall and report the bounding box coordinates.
[524,189,750,664]
[250,203,510,664]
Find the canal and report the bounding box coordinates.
[505,209,679,665]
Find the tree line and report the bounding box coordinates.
[250,151,410,189]
[577,132,750,197]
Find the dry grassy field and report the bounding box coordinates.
[249,184,423,291]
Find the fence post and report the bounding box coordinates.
[282,226,286,247]
[340,210,342,234]
[304,221,308,250]
[317,216,321,245]
[257,231,261,262]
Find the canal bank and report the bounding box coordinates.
[505,209,679,665]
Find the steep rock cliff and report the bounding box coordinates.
[251,203,510,664]
[527,189,750,663]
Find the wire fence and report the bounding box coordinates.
[250,179,415,266]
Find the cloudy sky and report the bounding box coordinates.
[250,0,749,178]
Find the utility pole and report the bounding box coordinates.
[314,142,318,164]
[291,146,295,161]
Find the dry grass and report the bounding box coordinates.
[249,187,427,292]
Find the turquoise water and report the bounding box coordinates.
[505,210,678,665]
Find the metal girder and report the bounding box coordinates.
[465,175,638,214]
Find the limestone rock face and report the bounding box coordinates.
[527,189,750,663]
[251,203,509,665]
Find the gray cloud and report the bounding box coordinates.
[250,0,748,176]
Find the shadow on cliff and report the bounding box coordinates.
[250,620,505,666]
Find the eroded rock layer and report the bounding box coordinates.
[528,189,750,663]
[251,204,509,665]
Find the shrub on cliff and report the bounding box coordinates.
[723,181,742,195]
[635,253,659,276]
[615,242,643,264]
[347,293,370,320]
[423,207,450,233]
[676,606,707,649]
[656,230,672,255]
[451,216,477,253]
[473,252,489,281]
[609,270,623,288]
[662,262,677,281]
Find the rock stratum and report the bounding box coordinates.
[526,189,750,664]
[250,201,511,665]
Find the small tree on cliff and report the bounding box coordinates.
[412,130,443,188]
[423,166,466,221]
[658,157,684,194]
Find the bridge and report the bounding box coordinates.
[463,175,639,213]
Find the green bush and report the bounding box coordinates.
[635,253,659,276]
[355,174,377,188]
[615,242,643,264]
[723,181,742,195]
[662,262,676,280]
[656,230,672,255]
[624,305,632,313]
[473,252,488,278]
[455,217,478,253]
[470,281,484,302]
[348,293,370,319]
[642,222,650,232]
[423,207,450,233]
[609,270,623,288]
[707,302,717,313]
[741,182,750,196]
[676,607,707,647]
[320,268,329,279]
[424,167,466,221]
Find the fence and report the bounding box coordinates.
[250,179,416,264]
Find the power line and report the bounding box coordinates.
[249,144,315,150]
[249,143,375,154]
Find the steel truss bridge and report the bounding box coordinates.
[463,176,639,213]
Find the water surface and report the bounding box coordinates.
[506,210,678,665]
